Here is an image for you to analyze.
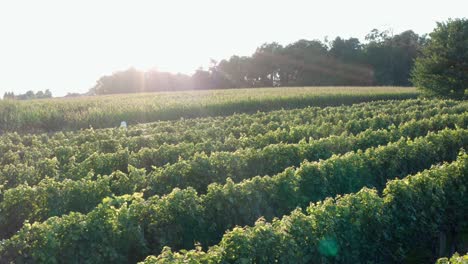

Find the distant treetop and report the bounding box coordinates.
[3,89,52,100]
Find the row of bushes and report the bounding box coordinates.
[0,128,466,263]
[0,99,450,166]
[1,100,464,190]
[2,99,459,153]
[145,112,467,196]
[0,114,464,239]
[142,152,468,263]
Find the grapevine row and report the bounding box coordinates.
[1,101,465,190]
[142,152,468,263]
[0,113,464,239]
[0,128,466,262]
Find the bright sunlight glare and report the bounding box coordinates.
[0,0,466,96]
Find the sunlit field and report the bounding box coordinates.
[0,96,466,263]
[0,86,418,133]
[1,0,466,262]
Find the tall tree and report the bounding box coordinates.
[248,42,283,87]
[412,18,468,99]
[364,29,425,86]
[281,40,329,86]
[329,37,363,63]
[216,56,252,88]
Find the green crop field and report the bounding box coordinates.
[0,86,417,133]
[0,87,466,263]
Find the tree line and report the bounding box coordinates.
[3,89,52,100]
[90,29,427,95]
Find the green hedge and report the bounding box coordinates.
[4,99,453,190]
[142,152,468,263]
[0,128,466,263]
[0,114,464,240]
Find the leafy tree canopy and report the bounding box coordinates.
[412,18,468,99]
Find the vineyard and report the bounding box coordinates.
[0,89,466,263]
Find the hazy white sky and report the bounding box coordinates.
[0,0,466,96]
